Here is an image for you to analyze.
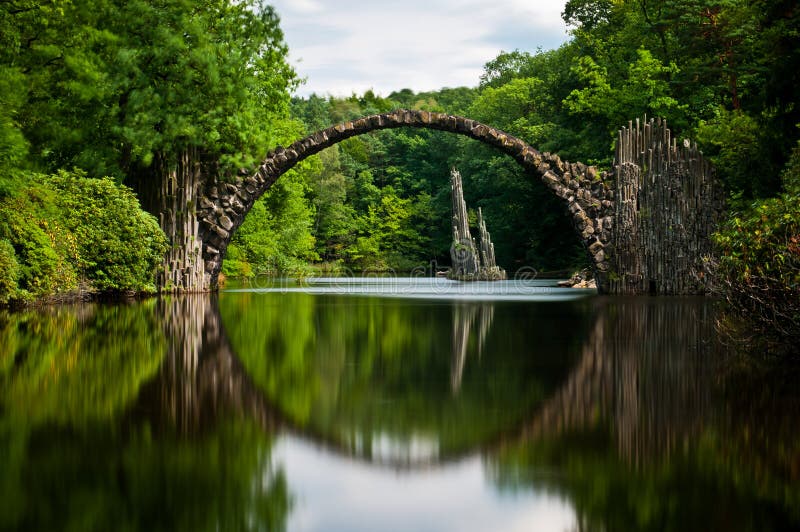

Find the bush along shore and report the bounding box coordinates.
[710,146,800,357]
[0,170,167,308]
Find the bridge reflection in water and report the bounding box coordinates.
[3,292,795,530]
[139,292,799,530]
[145,294,722,460]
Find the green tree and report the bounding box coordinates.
[561,0,799,197]
[564,48,684,144]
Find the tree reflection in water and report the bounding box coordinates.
[0,297,290,532]
[490,298,800,532]
[1,292,798,531]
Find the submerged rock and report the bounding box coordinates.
[558,269,596,289]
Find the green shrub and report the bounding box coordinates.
[0,183,78,297]
[0,170,168,301]
[713,155,800,355]
[0,239,19,303]
[221,243,254,278]
[42,170,168,292]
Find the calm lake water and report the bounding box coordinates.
[1,278,798,531]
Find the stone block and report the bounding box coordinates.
[230,198,245,214]
[199,197,216,211]
[507,139,525,155]
[218,215,234,231]
[206,232,224,248]
[542,171,560,188]
[212,225,229,239]
[471,124,488,138]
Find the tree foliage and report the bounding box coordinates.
[2,0,297,181]
[46,171,168,291]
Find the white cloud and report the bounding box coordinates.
[279,0,324,14]
[270,0,570,97]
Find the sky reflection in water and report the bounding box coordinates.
[275,435,577,532]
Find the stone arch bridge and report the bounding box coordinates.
[178,110,720,295]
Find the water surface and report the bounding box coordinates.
[0,278,797,531]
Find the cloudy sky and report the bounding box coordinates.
[269,0,571,97]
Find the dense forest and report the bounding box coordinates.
[0,0,797,347]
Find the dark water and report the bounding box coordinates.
[0,278,798,531]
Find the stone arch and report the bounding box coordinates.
[197,109,614,290]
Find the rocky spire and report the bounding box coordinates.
[450,168,480,276]
[449,168,506,280]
